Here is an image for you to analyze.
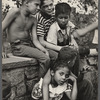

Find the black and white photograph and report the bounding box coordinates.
[2,0,98,100]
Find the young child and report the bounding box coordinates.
[47,2,98,51]
[31,60,77,100]
[36,0,59,66]
[57,47,93,100]
[2,0,50,78]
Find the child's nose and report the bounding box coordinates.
[62,75,66,80]
[37,6,40,10]
[48,5,52,10]
[62,18,65,22]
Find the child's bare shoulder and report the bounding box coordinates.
[11,7,20,12]
[30,16,37,23]
[8,8,20,17]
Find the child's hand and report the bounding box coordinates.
[69,44,78,51]
[80,65,92,74]
[44,49,49,56]
[72,30,80,39]
[2,52,8,58]
[70,72,77,79]
[68,75,77,83]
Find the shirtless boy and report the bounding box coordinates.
[2,0,50,78]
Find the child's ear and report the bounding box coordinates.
[50,70,54,76]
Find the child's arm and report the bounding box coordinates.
[39,36,62,51]
[2,8,19,58]
[69,35,79,50]
[46,24,63,51]
[2,8,19,32]
[42,69,51,100]
[70,76,77,100]
[73,21,98,38]
[65,75,77,100]
[31,18,49,56]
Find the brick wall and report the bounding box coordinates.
[2,57,39,100]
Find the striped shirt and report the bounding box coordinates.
[36,12,55,40]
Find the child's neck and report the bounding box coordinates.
[58,24,66,30]
[21,6,30,17]
[51,77,58,88]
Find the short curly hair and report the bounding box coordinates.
[50,60,70,74]
[55,2,71,17]
[40,0,54,8]
[58,47,78,62]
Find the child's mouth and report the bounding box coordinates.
[47,9,54,15]
[60,81,64,85]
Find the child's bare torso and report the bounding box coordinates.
[8,11,35,43]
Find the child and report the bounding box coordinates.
[47,2,98,51]
[2,0,50,78]
[32,47,93,100]
[57,46,79,77]
[36,0,59,66]
[57,47,93,100]
[32,60,77,100]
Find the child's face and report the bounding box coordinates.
[56,14,70,29]
[52,67,70,85]
[27,0,40,15]
[41,0,54,16]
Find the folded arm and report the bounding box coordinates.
[39,36,62,51]
[31,19,49,56]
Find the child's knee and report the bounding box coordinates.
[44,56,50,63]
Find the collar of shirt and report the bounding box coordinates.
[55,21,74,35]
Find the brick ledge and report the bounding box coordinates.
[2,56,38,70]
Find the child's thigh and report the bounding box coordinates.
[47,49,58,60]
[12,45,49,59]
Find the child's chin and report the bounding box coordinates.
[59,82,64,85]
[60,25,67,29]
[47,11,54,16]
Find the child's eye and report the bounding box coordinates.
[59,17,69,20]
[35,3,39,7]
[59,17,63,19]
[65,74,69,78]
[49,3,53,7]
[44,5,48,8]
[60,72,64,76]
[64,16,69,19]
